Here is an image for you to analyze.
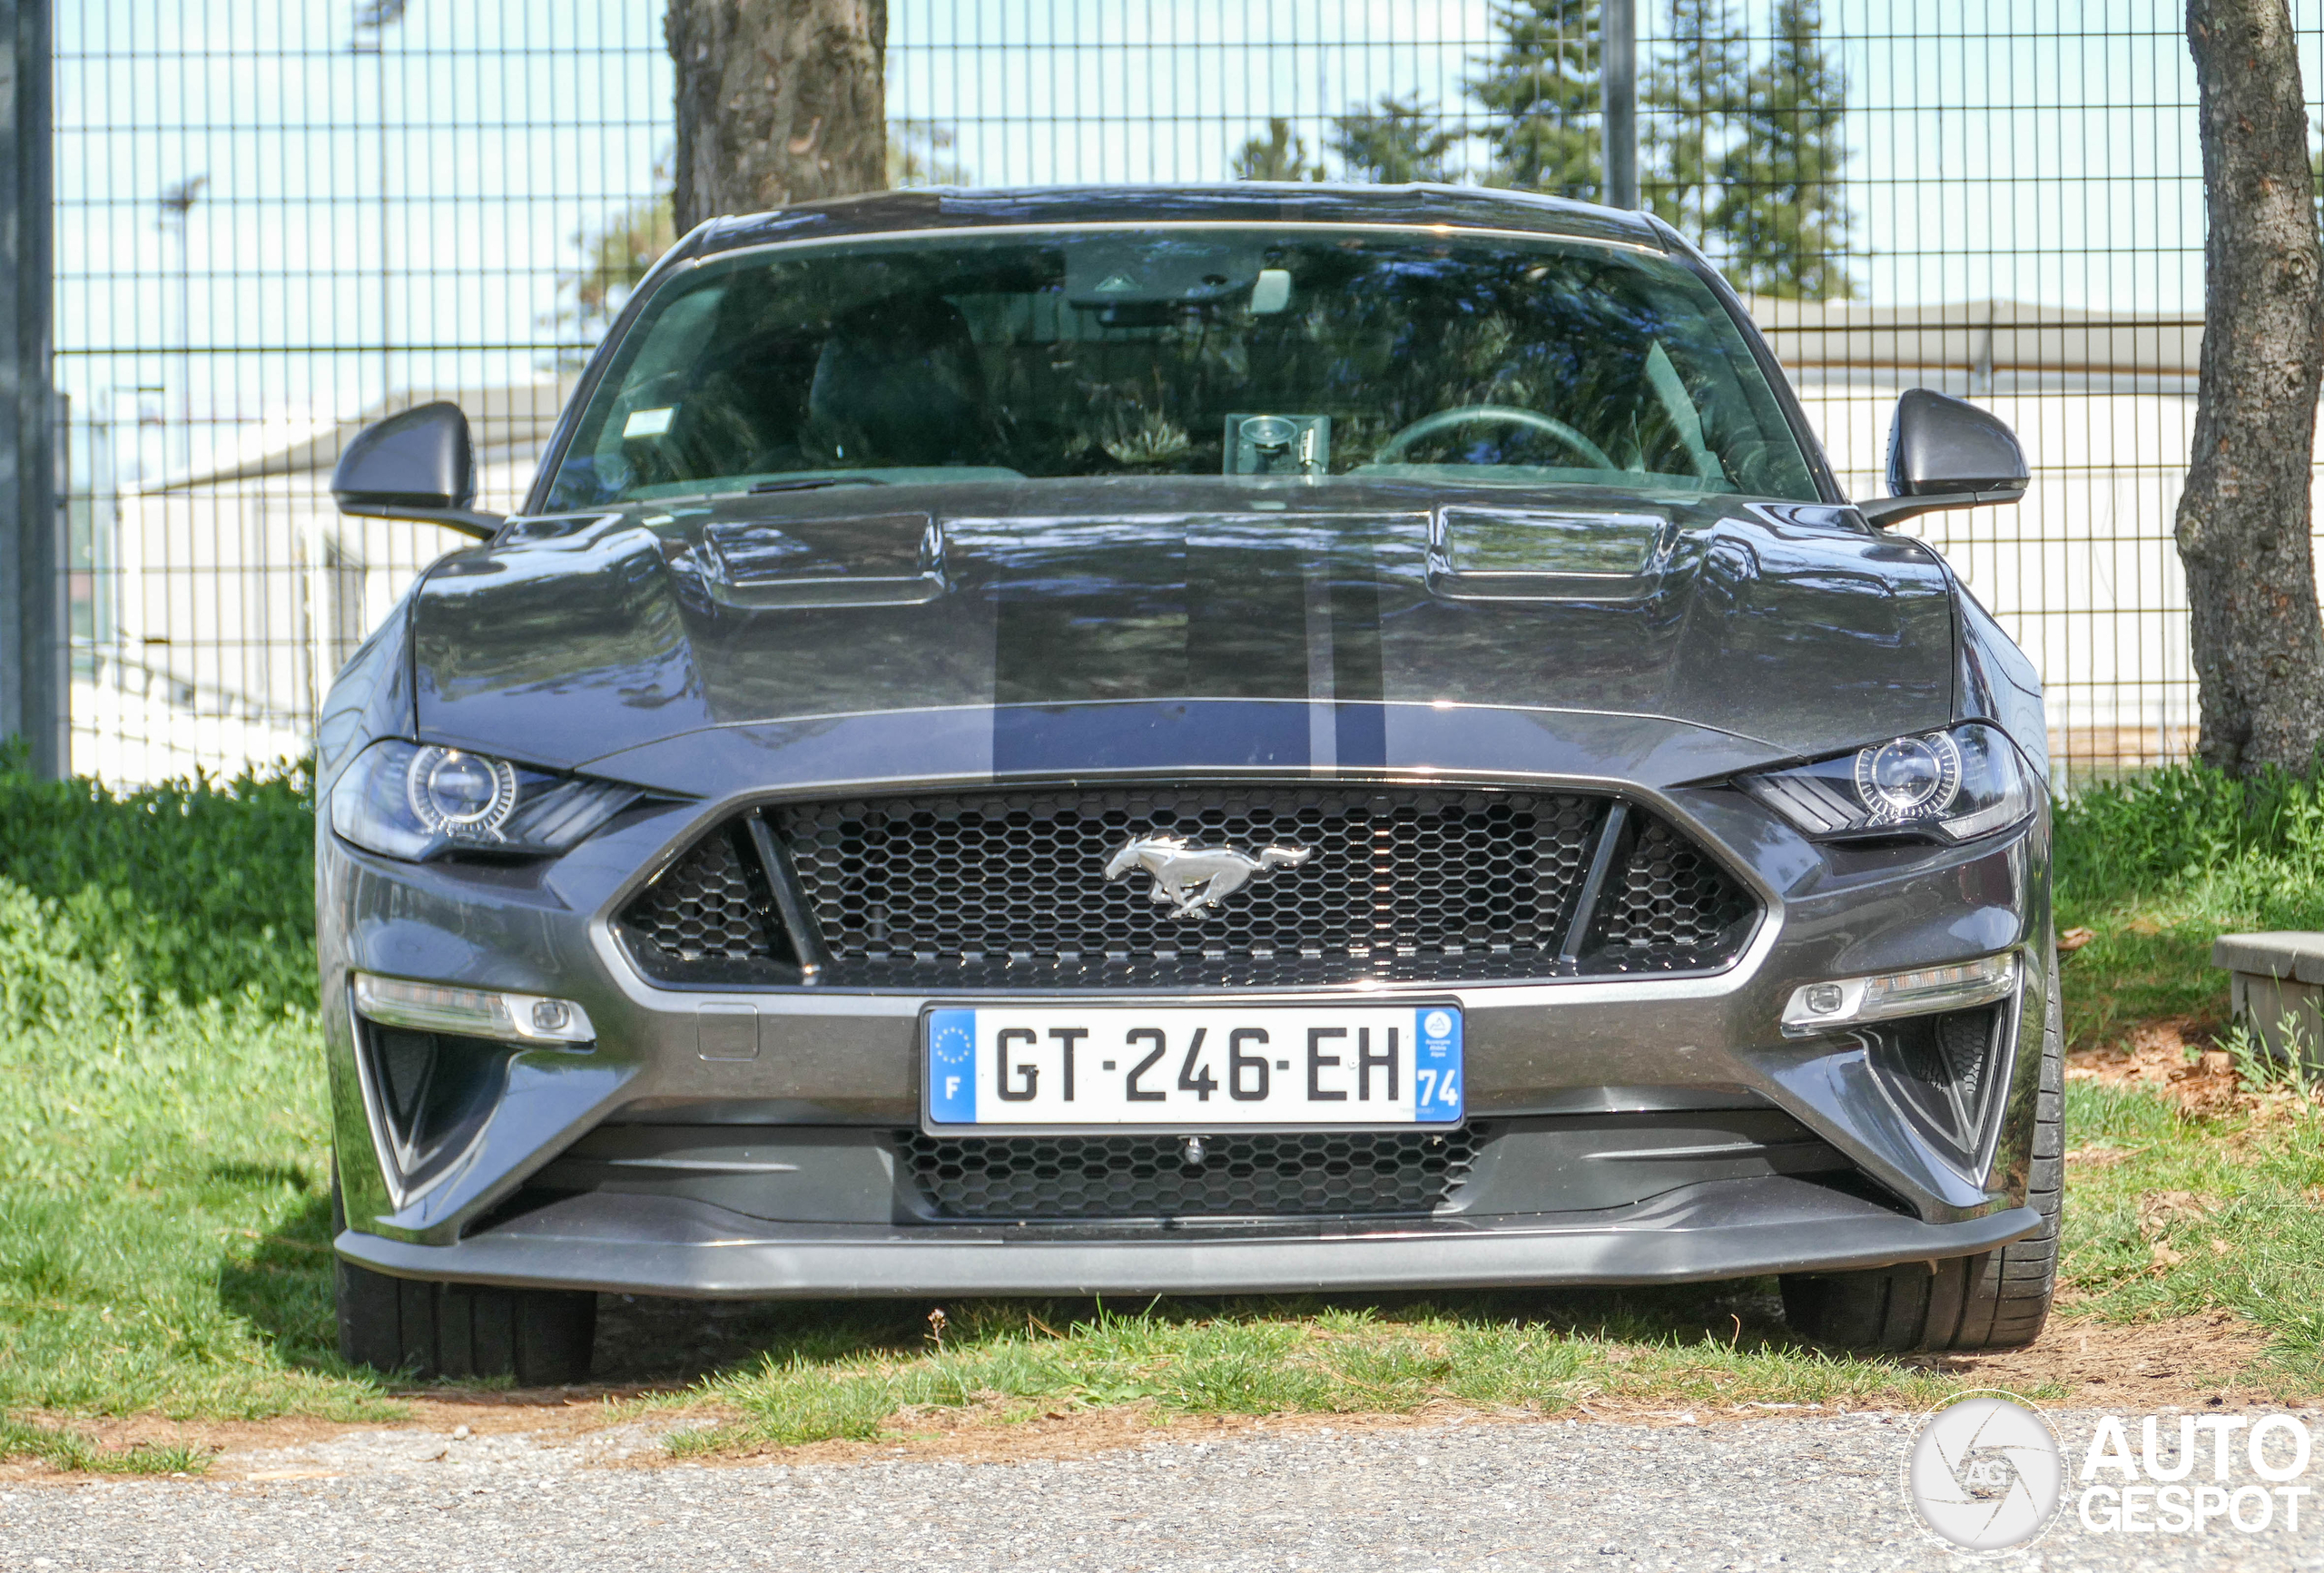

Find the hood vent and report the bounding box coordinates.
[1426,508,1670,603]
[697,511,944,608]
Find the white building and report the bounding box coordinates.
[1759,297,2211,777]
[85,381,574,782]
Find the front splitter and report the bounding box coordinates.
[338,1175,2041,1299]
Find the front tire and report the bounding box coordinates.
[331,1168,596,1384]
[1778,978,2063,1353]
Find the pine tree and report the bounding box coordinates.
[1328,94,1461,184]
[1468,0,1601,200]
[1715,0,1855,299]
[1641,0,1746,246]
[1233,119,1324,182]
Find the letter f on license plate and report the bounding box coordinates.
[922,1005,1463,1129]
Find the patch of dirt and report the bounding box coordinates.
[2135,1190,2223,1236]
[1910,1309,2293,1406]
[694,1403,1323,1470]
[2065,1016,2231,1108]
[2063,1015,2320,1121]
[0,1392,732,1483]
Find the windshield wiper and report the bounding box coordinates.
[749,476,888,495]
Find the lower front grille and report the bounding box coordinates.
[896,1125,1488,1220]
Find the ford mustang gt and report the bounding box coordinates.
[319,183,2053,1383]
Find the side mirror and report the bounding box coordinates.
[330,401,505,539]
[1857,388,2030,527]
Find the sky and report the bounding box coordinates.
[51,0,2290,483]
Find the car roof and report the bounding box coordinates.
[681,182,1671,261]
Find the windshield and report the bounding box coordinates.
[541,226,1820,510]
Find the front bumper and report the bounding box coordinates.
[320,707,2053,1289]
[339,1178,2045,1298]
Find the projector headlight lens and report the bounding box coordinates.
[1744,723,2035,842]
[330,739,640,861]
[408,746,518,837]
[1855,733,1960,821]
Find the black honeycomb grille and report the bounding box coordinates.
[778,786,1601,988]
[615,784,1759,988]
[897,1126,1487,1219]
[622,824,774,968]
[1587,816,1758,971]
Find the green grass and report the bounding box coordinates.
[0,1414,211,1475]
[2053,762,2324,1046]
[2059,1078,2324,1371]
[0,752,2318,1466]
[660,1293,2004,1454]
[2046,762,2324,1389]
[0,760,399,1470]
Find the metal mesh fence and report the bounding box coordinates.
[49,1,2302,784]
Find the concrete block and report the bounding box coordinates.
[2212,932,2324,1070]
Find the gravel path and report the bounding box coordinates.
[5,1410,2321,1572]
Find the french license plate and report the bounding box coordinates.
[921,1005,1463,1129]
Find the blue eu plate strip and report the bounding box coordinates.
[926,1008,978,1124]
[1414,1007,1463,1121]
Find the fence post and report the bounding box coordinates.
[1601,0,1639,210]
[0,0,56,776]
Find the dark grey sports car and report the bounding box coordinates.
[318,184,2055,1384]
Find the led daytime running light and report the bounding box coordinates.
[352,972,596,1045]
[1780,954,2019,1036]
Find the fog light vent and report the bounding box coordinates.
[1862,1005,2013,1170]
[356,1023,517,1201]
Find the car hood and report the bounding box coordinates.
[404,477,1957,779]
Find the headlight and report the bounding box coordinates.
[1742,722,2035,841]
[330,738,641,860]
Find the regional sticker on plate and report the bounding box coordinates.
[922,1005,1463,1129]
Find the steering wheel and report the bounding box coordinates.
[1374,405,1617,470]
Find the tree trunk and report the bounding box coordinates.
[666,0,886,232]
[2178,0,2324,775]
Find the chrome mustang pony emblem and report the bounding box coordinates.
[1103,834,1313,919]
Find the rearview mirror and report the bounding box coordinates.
[1857,388,2029,527]
[330,401,505,539]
